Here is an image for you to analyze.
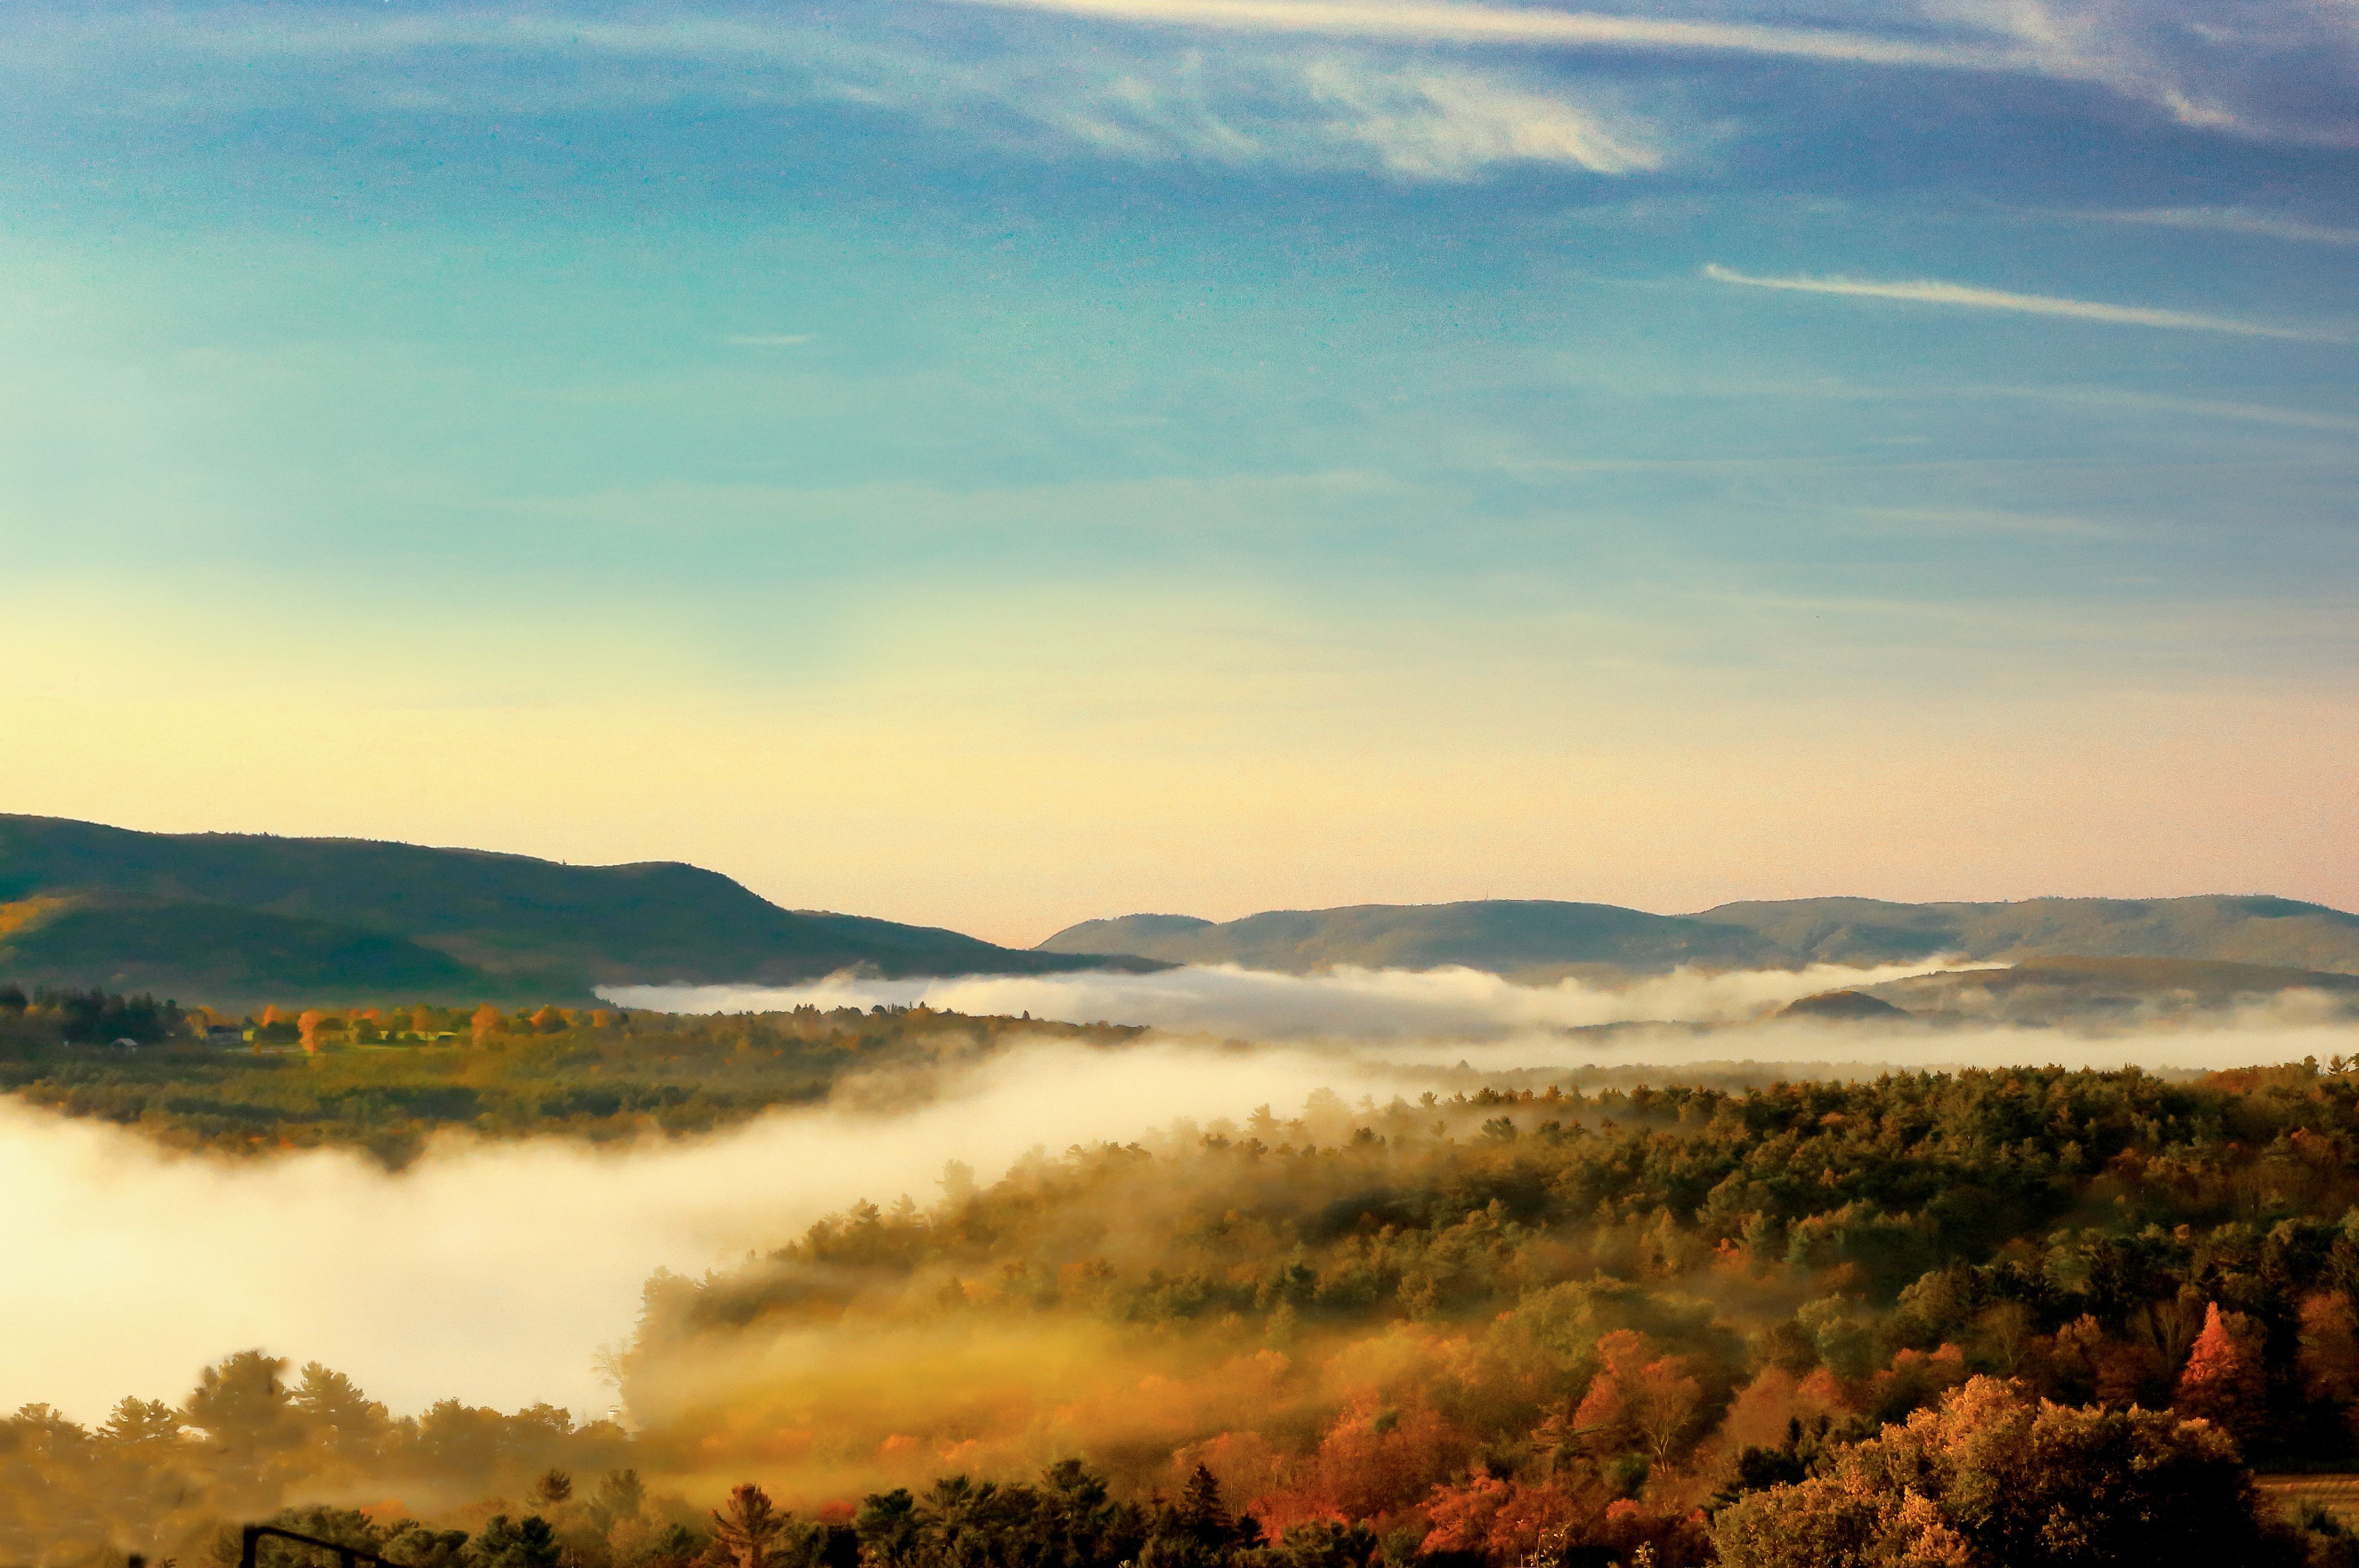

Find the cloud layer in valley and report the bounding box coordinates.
[0,1040,1387,1424]
[608,960,1972,1040]
[7,1003,2359,1427]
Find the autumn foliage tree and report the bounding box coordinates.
[2175,1302,2267,1444]
[471,1002,503,1046]
[1572,1330,1705,1467]
[1712,1376,2296,1568]
[1418,1473,1580,1562]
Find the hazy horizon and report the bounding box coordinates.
[15,808,2359,953]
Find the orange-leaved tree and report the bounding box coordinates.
[1573,1330,1705,1466]
[2176,1302,2267,1443]
[1307,1400,1474,1521]
[1419,1472,1586,1562]
[471,1003,502,1046]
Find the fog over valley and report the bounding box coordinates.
[603,961,1969,1041]
[9,971,2359,1426]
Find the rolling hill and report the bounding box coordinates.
[1040,901,1785,974]
[1698,894,2359,971]
[1039,894,2359,978]
[0,815,1149,1006]
[1855,955,2359,1023]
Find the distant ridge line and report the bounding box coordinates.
[0,813,1157,1007]
[1036,893,2359,978]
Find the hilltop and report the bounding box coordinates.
[1038,901,1784,975]
[0,815,1149,1006]
[1040,893,2359,978]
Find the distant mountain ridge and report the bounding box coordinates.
[1038,901,1785,975]
[1039,894,2359,978]
[0,815,1148,1005]
[13,811,2355,1008]
[1857,956,2359,1023]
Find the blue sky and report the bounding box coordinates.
[1,0,2354,938]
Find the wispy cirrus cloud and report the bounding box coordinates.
[0,9,1671,180]
[1292,56,1661,175]
[1704,264,2340,342]
[950,0,2359,144]
[845,47,1671,177]
[947,0,2026,70]
[7,0,2354,176]
[2089,207,2359,248]
[1911,0,2359,144]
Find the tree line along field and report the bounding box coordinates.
[0,985,1142,1165]
[18,1060,2359,1564]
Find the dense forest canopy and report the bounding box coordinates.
[19,1059,2359,1565]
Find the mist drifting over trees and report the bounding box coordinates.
[14,1016,2359,1565]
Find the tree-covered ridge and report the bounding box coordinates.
[1037,894,2359,977]
[0,991,1141,1165]
[611,1066,2359,1551]
[0,813,1151,1007]
[659,1064,2359,1352]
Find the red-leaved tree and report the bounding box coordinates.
[2175,1302,2266,1444]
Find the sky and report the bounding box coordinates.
[1,0,2354,944]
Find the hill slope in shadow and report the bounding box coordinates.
[0,815,1146,1005]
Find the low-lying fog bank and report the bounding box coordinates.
[7,1000,2358,1429]
[608,961,2359,1050]
[1408,1014,2359,1075]
[0,1038,1417,1424]
[605,960,1965,1038]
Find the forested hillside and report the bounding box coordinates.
[1707,895,2359,971]
[1037,903,1783,975]
[0,990,1141,1165]
[1856,956,2359,1023]
[1041,894,2359,977]
[0,815,1150,1005]
[29,1063,2359,1565]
